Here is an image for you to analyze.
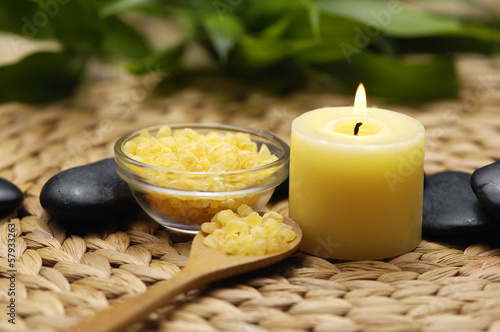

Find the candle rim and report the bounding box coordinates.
[291,107,425,148]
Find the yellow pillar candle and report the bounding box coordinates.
[289,85,425,260]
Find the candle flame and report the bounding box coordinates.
[353,83,367,116]
[354,83,367,108]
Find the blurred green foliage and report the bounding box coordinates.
[0,0,499,103]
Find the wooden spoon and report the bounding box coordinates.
[71,215,302,332]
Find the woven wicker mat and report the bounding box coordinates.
[1,55,500,332]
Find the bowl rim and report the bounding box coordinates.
[114,122,290,177]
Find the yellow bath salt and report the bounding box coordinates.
[123,125,279,225]
[146,192,263,225]
[201,205,296,255]
[123,126,277,174]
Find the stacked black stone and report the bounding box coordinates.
[423,163,500,243]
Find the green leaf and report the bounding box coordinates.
[0,0,52,38]
[230,11,368,69]
[260,11,297,39]
[201,13,244,62]
[174,7,198,40]
[100,16,152,60]
[166,0,214,14]
[303,0,320,41]
[239,0,304,32]
[319,51,459,101]
[40,0,102,54]
[98,0,170,17]
[230,37,346,70]
[230,37,299,69]
[284,10,362,41]
[294,41,353,64]
[392,25,500,55]
[312,0,462,37]
[0,52,82,103]
[127,42,185,74]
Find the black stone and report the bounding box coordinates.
[423,171,499,241]
[40,158,139,224]
[0,178,24,215]
[270,176,289,203]
[471,162,500,220]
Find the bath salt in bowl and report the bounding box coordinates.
[114,123,289,234]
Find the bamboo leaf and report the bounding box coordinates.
[319,52,459,101]
[231,12,365,68]
[0,52,82,104]
[260,12,297,39]
[201,13,244,62]
[239,0,303,31]
[98,0,170,17]
[41,0,102,54]
[126,43,185,74]
[0,0,52,38]
[230,37,299,69]
[392,25,500,55]
[312,0,462,37]
[101,16,152,60]
[305,0,320,41]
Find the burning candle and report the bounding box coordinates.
[289,84,425,260]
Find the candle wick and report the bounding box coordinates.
[354,122,363,136]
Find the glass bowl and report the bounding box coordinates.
[114,123,290,234]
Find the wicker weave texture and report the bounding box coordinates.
[1,55,500,332]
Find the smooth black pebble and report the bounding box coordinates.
[0,178,24,215]
[423,171,498,241]
[471,162,500,220]
[40,158,139,224]
[270,176,289,203]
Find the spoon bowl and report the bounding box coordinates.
[71,214,302,332]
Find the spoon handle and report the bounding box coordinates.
[71,266,201,332]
